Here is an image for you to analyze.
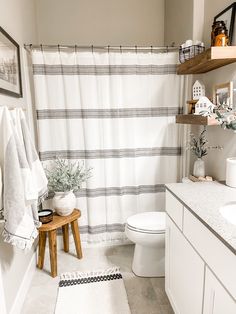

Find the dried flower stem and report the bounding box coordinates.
[187,129,208,159]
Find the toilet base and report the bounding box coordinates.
[132,244,165,277]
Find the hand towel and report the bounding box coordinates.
[0,106,47,249]
[11,108,48,221]
[0,167,3,220]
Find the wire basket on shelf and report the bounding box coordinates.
[179,45,205,64]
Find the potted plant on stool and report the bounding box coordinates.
[45,158,92,216]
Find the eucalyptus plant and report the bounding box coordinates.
[188,129,208,159]
[45,158,92,192]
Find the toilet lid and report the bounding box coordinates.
[126,212,166,233]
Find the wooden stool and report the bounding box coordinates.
[37,209,83,277]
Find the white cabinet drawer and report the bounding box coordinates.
[165,190,184,230]
[183,208,236,300]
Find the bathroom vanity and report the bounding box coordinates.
[165,181,236,314]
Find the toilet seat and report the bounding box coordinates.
[126,225,165,234]
[126,212,166,234]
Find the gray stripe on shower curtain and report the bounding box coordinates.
[57,223,125,235]
[33,64,177,75]
[79,224,125,234]
[47,184,166,198]
[39,147,182,161]
[36,107,182,119]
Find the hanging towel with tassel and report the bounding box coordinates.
[0,107,48,250]
[0,166,3,220]
[11,108,48,205]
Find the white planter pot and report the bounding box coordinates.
[52,191,76,216]
[193,158,205,177]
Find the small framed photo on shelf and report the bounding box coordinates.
[0,26,22,98]
[213,82,233,110]
[214,3,236,45]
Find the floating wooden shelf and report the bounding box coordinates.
[176,114,220,125]
[177,46,236,74]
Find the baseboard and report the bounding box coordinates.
[10,251,37,314]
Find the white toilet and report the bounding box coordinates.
[125,211,166,277]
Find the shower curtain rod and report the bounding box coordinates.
[24,44,179,53]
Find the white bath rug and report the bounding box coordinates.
[55,267,131,314]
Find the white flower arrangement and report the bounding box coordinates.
[45,158,92,192]
[215,110,236,131]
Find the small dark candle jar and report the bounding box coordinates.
[38,209,53,224]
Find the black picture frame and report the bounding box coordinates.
[0,26,22,98]
[214,2,236,45]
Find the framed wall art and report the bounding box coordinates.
[213,81,233,110]
[0,26,22,97]
[214,3,236,45]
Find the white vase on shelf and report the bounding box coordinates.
[193,158,205,177]
[52,190,76,216]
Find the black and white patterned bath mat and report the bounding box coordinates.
[55,267,131,314]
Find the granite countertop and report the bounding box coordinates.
[165,181,236,255]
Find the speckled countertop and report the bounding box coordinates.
[166,181,236,255]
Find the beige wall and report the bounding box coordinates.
[164,0,205,46]
[0,0,38,312]
[35,0,164,46]
[164,0,194,46]
[193,0,205,42]
[197,0,236,180]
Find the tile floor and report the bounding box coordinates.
[22,242,173,314]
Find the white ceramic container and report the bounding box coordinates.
[52,191,76,216]
[193,158,205,177]
[226,157,236,188]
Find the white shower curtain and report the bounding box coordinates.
[31,48,187,243]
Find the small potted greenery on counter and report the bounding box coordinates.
[188,129,208,177]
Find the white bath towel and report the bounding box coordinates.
[11,108,48,218]
[0,107,48,249]
[0,167,3,220]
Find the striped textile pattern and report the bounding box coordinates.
[39,147,182,161]
[33,64,177,76]
[36,107,183,120]
[47,184,166,199]
[32,50,182,243]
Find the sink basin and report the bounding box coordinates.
[220,203,236,226]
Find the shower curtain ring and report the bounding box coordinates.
[135,45,137,53]
[91,45,94,53]
[120,45,122,53]
[151,46,153,54]
[75,44,77,53]
[57,44,60,53]
[40,44,43,52]
[108,45,110,53]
